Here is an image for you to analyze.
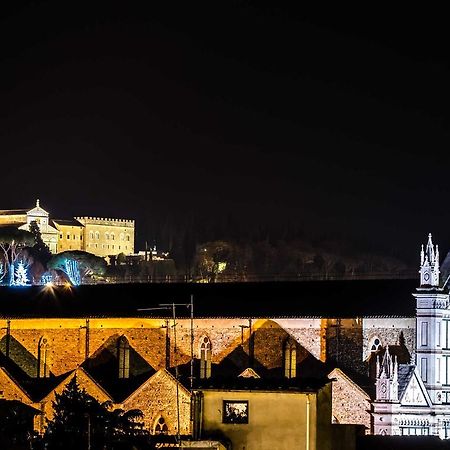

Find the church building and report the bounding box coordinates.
[0,234,449,443]
[372,234,450,437]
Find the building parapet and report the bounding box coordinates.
[75,216,135,227]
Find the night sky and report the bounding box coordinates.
[1,4,449,262]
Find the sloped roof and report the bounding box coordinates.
[397,364,415,399]
[0,279,419,318]
[52,219,84,227]
[194,374,331,392]
[0,209,28,216]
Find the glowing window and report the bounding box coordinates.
[284,339,297,379]
[200,336,212,379]
[118,336,130,379]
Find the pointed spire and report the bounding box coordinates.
[36,199,40,208]
[420,233,440,287]
[426,233,435,264]
[379,345,392,378]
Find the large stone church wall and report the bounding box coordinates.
[362,317,415,361]
[0,315,419,437]
[0,317,416,378]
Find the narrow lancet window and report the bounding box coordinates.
[284,339,297,379]
[118,336,130,379]
[200,336,212,379]
[38,337,50,378]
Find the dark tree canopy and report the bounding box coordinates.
[28,220,52,266]
[0,226,34,246]
[44,377,149,449]
[48,250,107,280]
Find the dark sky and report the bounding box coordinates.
[1,3,449,262]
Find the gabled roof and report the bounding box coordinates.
[328,367,371,400]
[121,368,191,405]
[0,366,33,403]
[40,367,112,404]
[398,364,432,406]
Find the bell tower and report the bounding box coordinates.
[414,233,448,405]
[419,233,440,287]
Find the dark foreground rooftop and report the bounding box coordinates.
[0,279,418,318]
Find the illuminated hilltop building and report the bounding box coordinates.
[75,216,135,258]
[0,200,58,253]
[0,200,134,257]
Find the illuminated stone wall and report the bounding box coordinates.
[75,217,135,257]
[54,223,84,253]
[0,316,416,436]
[328,367,372,433]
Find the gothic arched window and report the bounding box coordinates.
[95,231,100,240]
[105,232,110,240]
[110,233,115,241]
[200,336,212,379]
[118,336,130,379]
[284,339,297,379]
[154,416,168,435]
[38,337,50,378]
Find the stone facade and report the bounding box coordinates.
[0,200,135,258]
[0,315,405,436]
[329,368,372,432]
[53,219,84,253]
[75,217,135,257]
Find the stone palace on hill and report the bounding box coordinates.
[0,199,135,257]
[0,234,450,447]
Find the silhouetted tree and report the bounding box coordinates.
[44,377,149,449]
[29,220,52,266]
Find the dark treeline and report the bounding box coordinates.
[137,215,413,282]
